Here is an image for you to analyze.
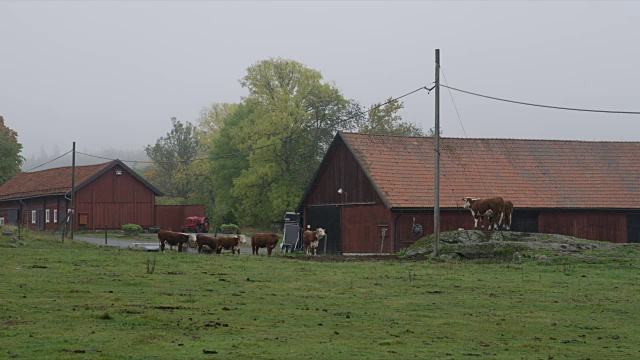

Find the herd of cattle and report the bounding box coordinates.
[156,228,327,256]
[156,197,512,255]
[463,196,514,231]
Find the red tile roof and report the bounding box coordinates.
[341,132,640,209]
[0,162,114,201]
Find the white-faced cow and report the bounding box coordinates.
[303,228,326,256]
[502,200,514,230]
[216,235,247,254]
[158,230,193,252]
[462,197,505,230]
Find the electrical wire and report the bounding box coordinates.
[24,150,72,172]
[75,85,432,165]
[438,68,467,138]
[441,84,640,115]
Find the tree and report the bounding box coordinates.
[223,58,359,226]
[144,117,204,201]
[0,116,24,185]
[359,98,424,137]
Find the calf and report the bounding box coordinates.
[462,197,505,230]
[158,230,192,252]
[303,228,326,255]
[251,233,280,256]
[216,235,246,254]
[502,200,514,230]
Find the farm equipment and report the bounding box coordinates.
[181,216,210,233]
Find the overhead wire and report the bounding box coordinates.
[74,85,432,165]
[441,84,640,115]
[24,150,73,172]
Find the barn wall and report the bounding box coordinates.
[393,209,475,251]
[75,165,156,229]
[305,139,381,206]
[341,204,391,253]
[154,205,206,232]
[539,211,627,243]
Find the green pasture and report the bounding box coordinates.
[1,230,640,359]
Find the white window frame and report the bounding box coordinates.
[46,209,50,223]
[32,210,36,224]
[0,217,4,226]
[54,209,58,223]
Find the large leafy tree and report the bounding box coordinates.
[222,58,360,226]
[359,98,424,136]
[0,116,23,185]
[144,117,204,202]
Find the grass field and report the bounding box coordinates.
[2,229,640,359]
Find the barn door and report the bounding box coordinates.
[37,210,45,231]
[305,206,341,255]
[510,210,538,233]
[7,209,18,226]
[628,215,640,243]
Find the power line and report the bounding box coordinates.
[24,150,72,172]
[441,84,640,115]
[75,85,432,166]
[438,68,467,137]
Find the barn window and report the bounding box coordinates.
[46,209,50,223]
[31,210,36,224]
[0,217,4,226]
[54,210,58,223]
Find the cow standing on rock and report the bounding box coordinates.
[303,228,326,255]
[462,197,505,230]
[251,233,280,256]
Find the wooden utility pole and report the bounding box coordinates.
[70,142,76,240]
[433,49,441,256]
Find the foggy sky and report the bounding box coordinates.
[2,1,639,159]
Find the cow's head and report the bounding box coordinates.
[238,235,247,244]
[462,197,478,209]
[316,228,326,239]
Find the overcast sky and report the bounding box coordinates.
[2,1,639,159]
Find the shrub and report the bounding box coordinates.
[122,224,143,236]
[220,223,239,234]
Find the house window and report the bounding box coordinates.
[0,217,4,226]
[32,210,36,224]
[46,209,50,223]
[54,210,58,223]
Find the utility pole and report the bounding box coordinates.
[433,49,441,256]
[70,142,76,240]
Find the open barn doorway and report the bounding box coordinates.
[628,215,640,243]
[305,206,341,255]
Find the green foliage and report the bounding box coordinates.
[144,117,205,201]
[0,116,24,185]
[359,98,424,136]
[121,223,143,236]
[220,223,239,234]
[3,235,640,358]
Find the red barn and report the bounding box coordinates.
[297,132,640,254]
[0,160,162,231]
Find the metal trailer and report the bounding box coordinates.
[281,212,301,253]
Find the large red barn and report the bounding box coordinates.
[297,132,640,254]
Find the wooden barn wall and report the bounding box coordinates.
[341,204,392,253]
[305,141,381,206]
[75,165,155,230]
[0,196,68,231]
[154,205,206,232]
[393,210,473,251]
[538,211,627,243]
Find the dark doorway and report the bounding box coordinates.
[510,210,538,233]
[37,210,45,231]
[305,206,342,254]
[628,215,640,243]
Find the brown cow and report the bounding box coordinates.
[195,234,219,253]
[502,200,514,230]
[158,230,193,252]
[251,233,280,256]
[462,197,505,230]
[216,235,246,254]
[303,228,326,255]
